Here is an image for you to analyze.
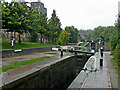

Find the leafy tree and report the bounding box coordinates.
[27,8,48,43]
[110,34,118,52]
[48,10,62,44]
[57,30,70,45]
[65,26,79,43]
[2,1,29,43]
[38,13,47,43]
[110,13,120,68]
[113,40,120,63]
[27,9,41,42]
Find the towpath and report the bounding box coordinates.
[68,51,119,89]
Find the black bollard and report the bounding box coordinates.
[61,50,63,57]
[100,48,103,57]
[101,53,103,57]
[100,59,103,66]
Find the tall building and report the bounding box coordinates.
[118,1,120,14]
[31,1,47,15]
[11,0,47,15]
[118,1,120,18]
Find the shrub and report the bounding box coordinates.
[110,35,118,54]
[113,40,120,67]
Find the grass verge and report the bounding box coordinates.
[2,40,56,50]
[78,42,88,46]
[1,56,52,72]
[81,48,86,51]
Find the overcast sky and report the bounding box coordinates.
[5,0,120,30]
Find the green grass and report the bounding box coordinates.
[1,56,52,72]
[2,40,57,50]
[81,48,86,51]
[78,42,88,46]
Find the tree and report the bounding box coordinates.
[2,1,63,45]
[27,9,41,42]
[48,10,62,44]
[57,30,70,45]
[2,1,29,43]
[38,13,47,43]
[114,40,120,62]
[65,26,79,43]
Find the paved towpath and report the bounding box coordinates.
[105,52,119,89]
[82,52,109,88]
[68,51,119,89]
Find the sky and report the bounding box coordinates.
[5,0,120,30]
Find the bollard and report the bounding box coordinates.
[100,59,103,66]
[101,52,103,57]
[61,49,63,57]
[100,47,103,57]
